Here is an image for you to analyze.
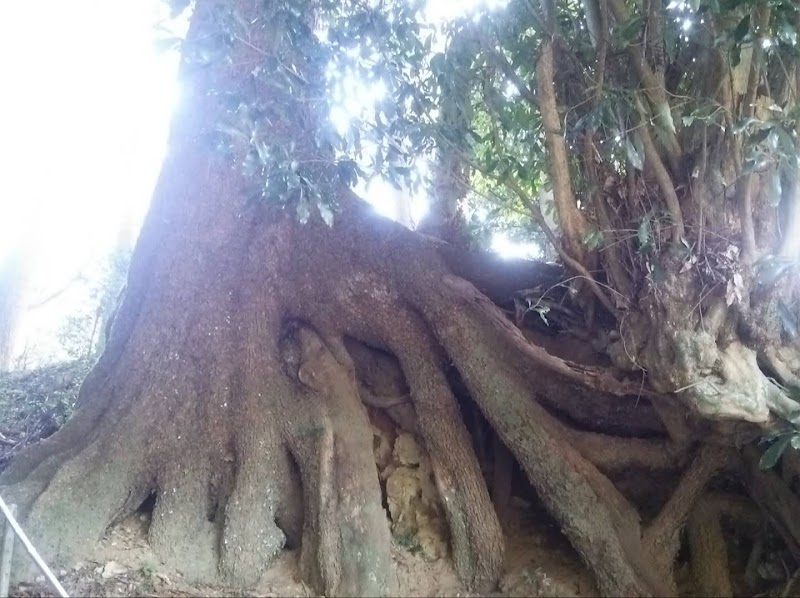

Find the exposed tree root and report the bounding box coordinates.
[642,445,730,576]
[686,491,764,596]
[687,498,733,597]
[490,436,513,522]
[1,180,783,598]
[280,326,394,596]
[567,429,688,472]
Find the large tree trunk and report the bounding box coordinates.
[0,1,743,596]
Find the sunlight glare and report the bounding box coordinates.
[491,233,543,260]
[0,0,185,364]
[424,0,509,23]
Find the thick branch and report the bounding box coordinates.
[581,0,603,48]
[427,276,672,595]
[437,247,563,305]
[639,445,729,593]
[593,0,609,101]
[634,96,685,242]
[607,0,681,171]
[581,135,634,296]
[737,4,772,263]
[780,56,800,258]
[536,39,590,262]
[687,498,733,597]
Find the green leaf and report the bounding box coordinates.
[296,198,311,224]
[732,15,751,44]
[655,102,676,136]
[429,52,446,75]
[766,170,782,207]
[318,203,335,227]
[756,255,798,286]
[748,127,772,145]
[734,117,761,135]
[777,18,798,47]
[759,434,793,470]
[625,138,644,171]
[637,213,653,250]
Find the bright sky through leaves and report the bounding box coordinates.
[0,0,532,366]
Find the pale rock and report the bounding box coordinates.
[393,433,421,466]
[101,560,128,579]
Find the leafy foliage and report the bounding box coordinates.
[0,358,91,472]
[759,385,800,470]
[55,250,131,361]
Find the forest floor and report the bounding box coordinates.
[10,499,595,598]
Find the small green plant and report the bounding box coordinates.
[140,560,158,576]
[759,421,800,470]
[758,382,800,470]
[393,530,422,555]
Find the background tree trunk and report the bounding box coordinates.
[0,250,28,372]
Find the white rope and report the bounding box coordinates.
[0,496,69,598]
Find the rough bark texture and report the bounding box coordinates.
[0,2,778,597]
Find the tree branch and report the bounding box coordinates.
[780,56,800,257]
[606,0,682,171]
[592,0,609,102]
[737,3,772,263]
[581,0,603,49]
[634,95,686,242]
[536,39,591,261]
[581,134,634,296]
[438,136,622,315]
[744,445,800,561]
[477,31,539,108]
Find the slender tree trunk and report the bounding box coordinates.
[0,250,28,372]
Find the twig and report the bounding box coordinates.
[476,30,539,109]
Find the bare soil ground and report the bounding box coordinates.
[10,497,594,598]
[3,360,598,598]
